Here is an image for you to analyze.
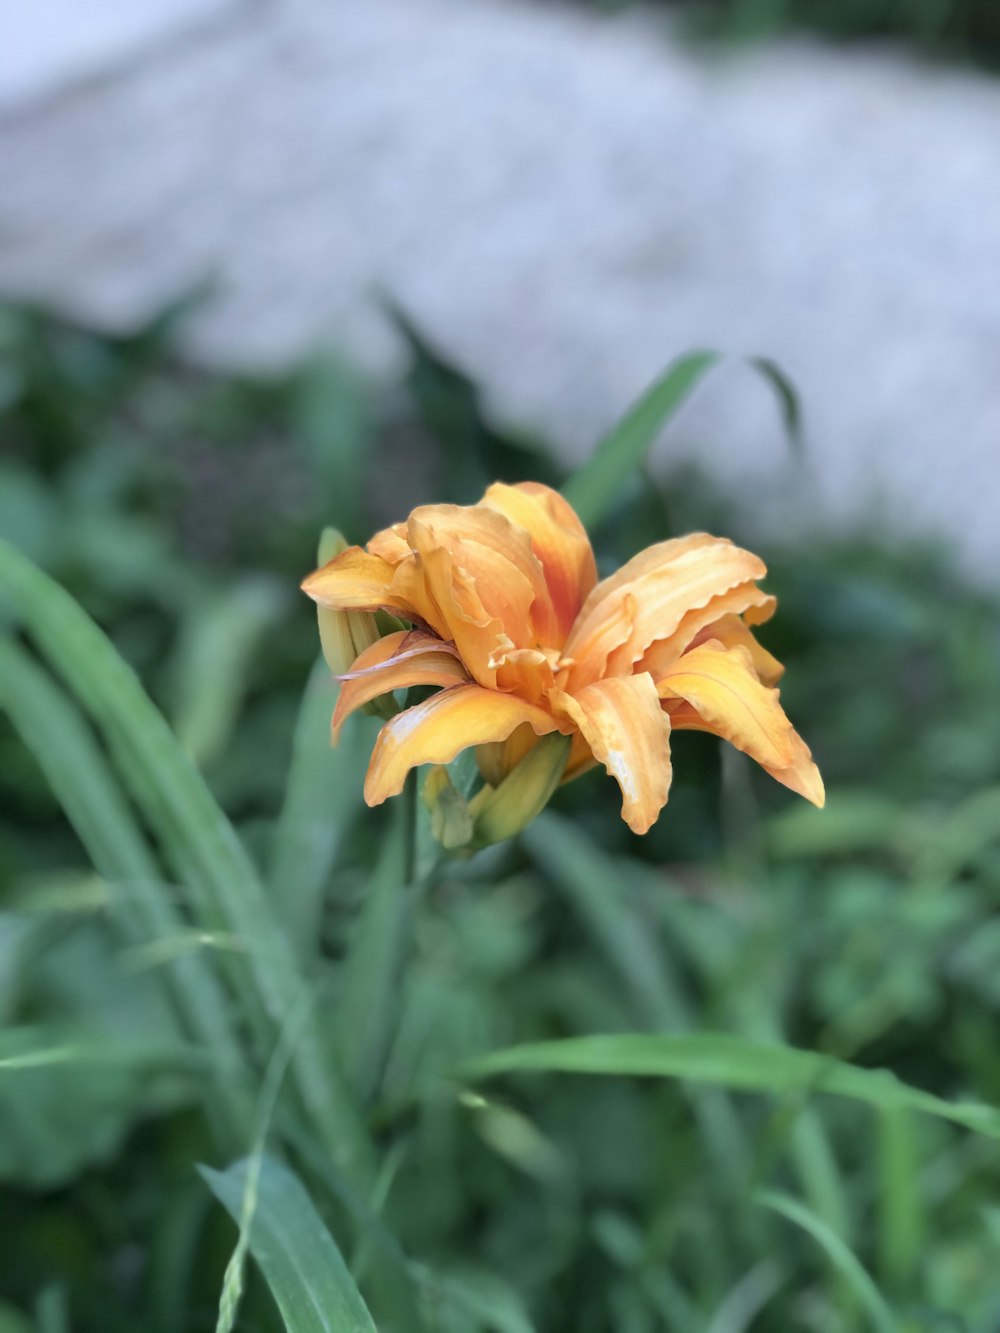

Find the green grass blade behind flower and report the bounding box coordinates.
[562,351,721,528]
[200,1156,377,1333]
[0,542,374,1190]
[0,636,251,1140]
[268,660,377,959]
[521,815,687,1028]
[748,357,804,460]
[335,786,415,1101]
[170,578,286,768]
[521,815,751,1195]
[0,1025,207,1074]
[462,1032,1000,1139]
[754,1191,897,1333]
[876,1107,924,1291]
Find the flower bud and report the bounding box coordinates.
[467,732,571,849]
[422,765,475,851]
[315,528,396,719]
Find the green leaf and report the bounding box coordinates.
[170,578,286,768]
[268,661,377,960]
[199,1156,377,1333]
[335,786,415,1100]
[755,1191,897,1333]
[748,356,804,460]
[0,636,251,1142]
[462,1032,1000,1138]
[562,351,721,528]
[0,543,373,1189]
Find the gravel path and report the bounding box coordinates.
[1,0,998,571]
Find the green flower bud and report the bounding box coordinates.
[422,766,475,851]
[315,528,396,720]
[467,732,571,849]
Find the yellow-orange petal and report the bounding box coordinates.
[552,674,672,835]
[482,482,597,643]
[302,546,404,613]
[564,537,765,687]
[656,641,822,805]
[364,684,561,805]
[367,522,411,565]
[638,585,781,684]
[764,729,826,807]
[411,503,560,648]
[331,630,468,739]
[688,613,784,687]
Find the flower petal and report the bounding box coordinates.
[564,536,766,687]
[367,522,410,565]
[302,546,408,614]
[637,584,779,682]
[552,674,672,835]
[482,482,597,642]
[687,613,784,687]
[332,630,469,739]
[657,641,823,805]
[364,684,561,805]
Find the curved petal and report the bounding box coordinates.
[332,631,468,739]
[364,684,561,805]
[687,613,784,687]
[657,641,823,806]
[301,546,403,612]
[482,482,597,642]
[552,674,672,835]
[408,503,557,644]
[637,584,779,682]
[564,537,766,687]
[367,522,410,565]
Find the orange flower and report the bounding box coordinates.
[302,482,823,836]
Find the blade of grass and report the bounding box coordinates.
[521,814,751,1208]
[268,659,376,960]
[562,351,721,529]
[214,988,317,1333]
[462,1032,1000,1139]
[200,1155,377,1333]
[755,1190,897,1333]
[335,779,417,1102]
[877,1107,924,1291]
[170,578,285,768]
[0,636,250,1139]
[0,544,373,1190]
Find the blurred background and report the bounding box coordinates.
[2,2,1000,1331]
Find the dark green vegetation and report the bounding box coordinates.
[3,304,1000,1331]
[599,0,1000,67]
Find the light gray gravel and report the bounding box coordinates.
[1,0,998,573]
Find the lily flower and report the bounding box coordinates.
[302,482,823,837]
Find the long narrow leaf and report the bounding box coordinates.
[562,351,721,528]
[755,1191,897,1333]
[0,636,250,1139]
[200,1156,377,1333]
[463,1032,1000,1138]
[0,544,373,1189]
[335,787,414,1101]
[268,660,376,959]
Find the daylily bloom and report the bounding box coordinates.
[302,482,823,837]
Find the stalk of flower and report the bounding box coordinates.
[302,482,823,843]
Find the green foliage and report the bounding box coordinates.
[598,0,1000,69]
[2,305,1000,1332]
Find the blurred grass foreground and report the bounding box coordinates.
[3,303,1000,1332]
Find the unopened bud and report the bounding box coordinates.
[315,528,396,720]
[422,766,475,851]
[467,732,571,849]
